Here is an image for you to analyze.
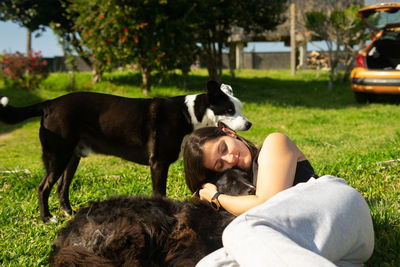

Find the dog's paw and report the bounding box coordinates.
[50,216,58,223]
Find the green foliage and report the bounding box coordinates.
[194,0,287,81]
[0,69,399,266]
[305,5,368,88]
[1,51,49,90]
[0,0,70,33]
[67,0,198,92]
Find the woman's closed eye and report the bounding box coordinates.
[214,141,227,171]
[215,159,223,171]
[220,141,227,155]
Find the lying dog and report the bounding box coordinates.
[49,168,255,266]
[0,81,251,222]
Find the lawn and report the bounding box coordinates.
[0,69,399,266]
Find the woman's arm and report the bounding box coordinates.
[199,132,306,216]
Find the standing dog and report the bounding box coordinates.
[49,169,256,266]
[0,81,251,222]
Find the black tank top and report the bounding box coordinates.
[251,152,318,186]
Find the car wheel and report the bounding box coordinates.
[354,92,373,104]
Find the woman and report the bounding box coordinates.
[183,123,374,267]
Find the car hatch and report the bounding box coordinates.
[358,3,400,31]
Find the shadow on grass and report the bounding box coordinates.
[2,70,398,136]
[106,71,366,109]
[0,86,44,135]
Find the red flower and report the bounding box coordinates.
[4,68,10,73]
[99,15,104,20]
[124,28,129,33]
[134,36,139,43]
[92,54,96,59]
[3,60,9,64]
[107,39,112,44]
[84,34,89,39]
[122,36,127,42]
[153,47,157,51]
[34,51,40,56]
[32,63,37,67]
[42,60,48,66]
[141,23,148,27]
[106,59,110,63]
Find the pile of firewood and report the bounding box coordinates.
[307,51,329,69]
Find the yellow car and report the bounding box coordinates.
[351,2,400,103]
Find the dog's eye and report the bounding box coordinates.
[227,108,234,113]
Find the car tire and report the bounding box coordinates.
[354,92,373,104]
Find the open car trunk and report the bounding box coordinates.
[366,32,400,70]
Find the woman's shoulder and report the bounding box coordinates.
[258,132,306,162]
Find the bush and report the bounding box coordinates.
[1,51,49,90]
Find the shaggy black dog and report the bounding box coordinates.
[49,169,255,266]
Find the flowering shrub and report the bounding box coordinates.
[67,0,198,92]
[1,51,49,90]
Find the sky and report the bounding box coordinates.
[0,21,296,57]
[0,0,396,58]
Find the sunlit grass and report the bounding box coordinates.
[0,69,399,266]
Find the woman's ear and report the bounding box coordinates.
[221,125,237,138]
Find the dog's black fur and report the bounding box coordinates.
[0,81,251,222]
[49,168,255,267]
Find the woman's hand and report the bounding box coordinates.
[199,183,218,203]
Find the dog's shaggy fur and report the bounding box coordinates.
[49,169,255,266]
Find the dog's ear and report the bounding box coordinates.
[206,80,224,104]
[220,84,233,96]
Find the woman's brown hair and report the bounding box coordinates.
[183,123,258,193]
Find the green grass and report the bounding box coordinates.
[0,69,399,266]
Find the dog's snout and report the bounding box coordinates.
[245,121,252,130]
[247,185,256,195]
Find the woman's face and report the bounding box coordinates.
[202,135,252,173]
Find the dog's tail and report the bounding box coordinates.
[49,245,115,267]
[0,96,44,124]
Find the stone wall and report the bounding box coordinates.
[45,52,295,72]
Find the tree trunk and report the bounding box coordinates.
[26,29,32,56]
[92,63,103,83]
[207,61,220,82]
[202,30,222,83]
[182,69,188,89]
[140,66,151,94]
[328,66,334,91]
[204,50,221,83]
[228,43,236,79]
[327,49,334,91]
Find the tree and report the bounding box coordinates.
[193,0,287,82]
[305,5,367,90]
[0,0,69,55]
[67,0,198,93]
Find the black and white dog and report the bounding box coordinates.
[0,81,251,222]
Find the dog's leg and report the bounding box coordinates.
[56,155,80,217]
[150,162,170,196]
[38,150,72,222]
[38,170,65,222]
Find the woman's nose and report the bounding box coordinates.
[222,153,236,165]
